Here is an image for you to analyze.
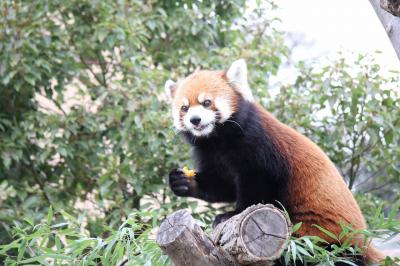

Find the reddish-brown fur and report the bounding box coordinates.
[258,105,385,264]
[255,104,385,263]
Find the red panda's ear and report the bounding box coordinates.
[164,80,177,101]
[226,59,254,102]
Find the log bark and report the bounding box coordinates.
[380,0,400,16]
[156,209,234,266]
[156,204,291,266]
[369,0,400,60]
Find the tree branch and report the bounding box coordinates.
[369,0,400,60]
[380,0,400,16]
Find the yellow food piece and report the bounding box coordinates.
[182,166,196,179]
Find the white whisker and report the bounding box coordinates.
[225,119,244,134]
[192,135,197,145]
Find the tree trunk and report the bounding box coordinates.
[369,0,400,60]
[156,204,291,266]
[380,0,400,16]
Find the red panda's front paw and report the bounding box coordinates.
[168,168,193,197]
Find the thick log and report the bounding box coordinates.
[156,204,291,266]
[212,204,291,265]
[156,209,234,266]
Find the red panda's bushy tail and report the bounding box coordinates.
[364,244,387,265]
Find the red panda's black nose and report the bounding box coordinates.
[190,116,201,126]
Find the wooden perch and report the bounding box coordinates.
[156,204,292,266]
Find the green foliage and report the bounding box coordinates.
[0,0,399,265]
[0,208,168,265]
[284,203,400,265]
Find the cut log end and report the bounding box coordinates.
[240,207,290,261]
[156,209,191,246]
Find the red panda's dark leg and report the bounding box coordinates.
[193,172,237,202]
[234,173,283,212]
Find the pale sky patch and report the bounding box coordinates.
[273,0,400,70]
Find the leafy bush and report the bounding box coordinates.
[0,208,167,265]
[283,203,400,266]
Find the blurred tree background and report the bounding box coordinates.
[0,0,399,265]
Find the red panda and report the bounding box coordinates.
[165,59,386,265]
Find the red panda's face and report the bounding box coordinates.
[170,71,239,137]
[165,59,254,137]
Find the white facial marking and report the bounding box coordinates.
[198,93,206,103]
[183,105,215,137]
[226,59,254,102]
[215,97,232,122]
[173,98,189,131]
[191,124,214,137]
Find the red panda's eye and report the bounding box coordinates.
[181,105,189,112]
[202,100,212,107]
